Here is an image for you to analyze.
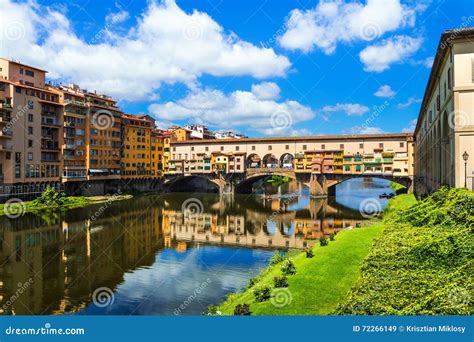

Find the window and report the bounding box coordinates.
[28,140,33,147]
[205,146,209,152]
[268,145,272,150]
[28,126,33,134]
[400,142,404,148]
[285,145,289,150]
[379,143,384,148]
[25,69,34,77]
[321,144,325,150]
[302,145,307,150]
[236,146,240,151]
[15,86,21,93]
[191,146,194,151]
[28,114,33,122]
[27,152,33,160]
[340,144,344,149]
[448,67,452,89]
[220,146,224,151]
[252,146,255,151]
[359,143,364,149]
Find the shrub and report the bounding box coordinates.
[281,259,296,275]
[203,305,221,315]
[269,252,287,265]
[253,286,271,302]
[246,277,258,289]
[305,248,314,258]
[329,233,335,241]
[320,236,328,246]
[273,276,289,288]
[234,303,251,315]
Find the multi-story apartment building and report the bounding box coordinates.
[86,92,122,179]
[50,84,88,181]
[121,114,153,179]
[0,58,63,198]
[414,28,474,194]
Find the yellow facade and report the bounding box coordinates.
[121,114,153,179]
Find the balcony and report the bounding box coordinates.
[41,141,60,150]
[0,143,12,151]
[0,115,11,124]
[0,102,13,111]
[0,130,13,138]
[64,99,86,107]
[41,117,61,127]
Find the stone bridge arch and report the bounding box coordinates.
[162,175,222,193]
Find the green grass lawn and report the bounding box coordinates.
[217,222,385,315]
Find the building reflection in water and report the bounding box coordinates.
[0,191,365,315]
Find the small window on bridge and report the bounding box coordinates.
[400,142,404,148]
[268,145,272,150]
[340,144,344,149]
[359,143,364,149]
[252,146,255,150]
[236,146,239,151]
[321,144,325,150]
[285,145,289,150]
[220,146,224,151]
[379,143,384,148]
[303,145,307,150]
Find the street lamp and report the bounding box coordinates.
[462,151,469,189]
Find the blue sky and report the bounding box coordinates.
[1,0,473,136]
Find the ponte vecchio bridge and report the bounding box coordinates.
[165,133,415,197]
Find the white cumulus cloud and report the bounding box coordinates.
[0,0,290,101]
[148,85,315,136]
[322,103,369,116]
[251,82,281,100]
[359,35,423,72]
[278,0,419,54]
[374,85,396,98]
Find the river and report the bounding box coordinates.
[0,178,395,315]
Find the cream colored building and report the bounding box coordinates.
[170,133,414,177]
[414,28,474,194]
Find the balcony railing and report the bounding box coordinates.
[0,143,13,150]
[41,141,60,150]
[0,102,13,110]
[0,130,13,138]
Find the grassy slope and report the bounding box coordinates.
[218,223,385,315]
[336,188,473,315]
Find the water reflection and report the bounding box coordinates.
[0,178,391,315]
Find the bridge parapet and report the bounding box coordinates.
[245,168,295,178]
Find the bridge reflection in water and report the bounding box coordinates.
[0,184,385,315]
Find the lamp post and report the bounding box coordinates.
[462,151,469,189]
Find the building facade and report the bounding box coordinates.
[0,58,63,199]
[169,134,414,177]
[414,28,474,194]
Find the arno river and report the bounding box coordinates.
[0,178,394,315]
